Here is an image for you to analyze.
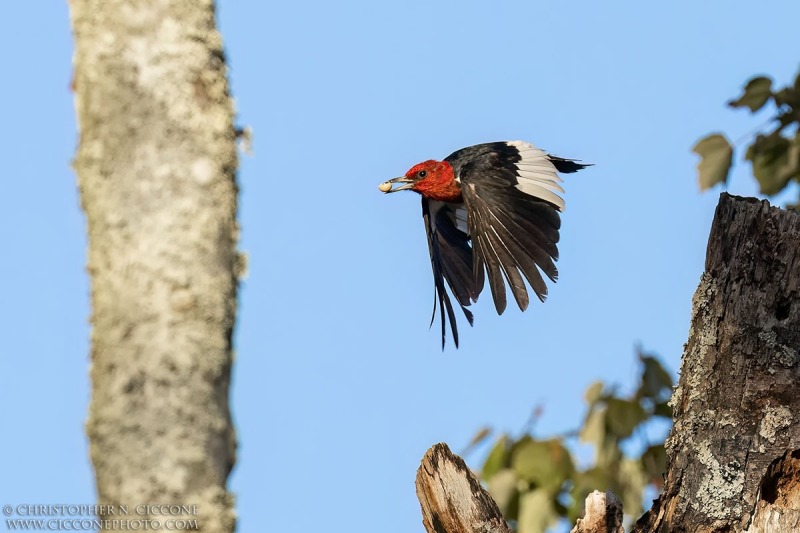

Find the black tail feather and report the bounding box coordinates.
[548,156,592,174]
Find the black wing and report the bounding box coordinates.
[422,198,480,349]
[445,141,589,315]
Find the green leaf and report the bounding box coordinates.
[595,434,623,469]
[517,488,558,533]
[619,458,647,518]
[511,437,574,493]
[481,434,510,481]
[728,76,773,112]
[641,444,667,486]
[637,355,673,402]
[746,133,798,195]
[654,401,673,418]
[567,467,610,522]
[584,381,604,405]
[605,398,647,438]
[693,134,733,191]
[579,406,606,447]
[772,86,798,108]
[487,468,520,517]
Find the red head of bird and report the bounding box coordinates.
[381,160,462,203]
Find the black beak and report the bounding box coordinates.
[379,176,415,193]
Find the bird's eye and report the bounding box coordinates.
[417,170,428,178]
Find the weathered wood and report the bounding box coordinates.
[69,1,239,531]
[633,194,800,532]
[570,491,624,533]
[744,449,800,532]
[416,443,512,533]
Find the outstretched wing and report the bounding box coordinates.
[445,141,589,315]
[421,198,481,349]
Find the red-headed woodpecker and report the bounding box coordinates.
[380,141,589,349]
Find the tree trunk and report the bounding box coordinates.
[69,1,239,531]
[633,194,800,532]
[414,194,800,533]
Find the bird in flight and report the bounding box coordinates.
[379,141,589,349]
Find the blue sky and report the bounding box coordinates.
[1,1,798,532]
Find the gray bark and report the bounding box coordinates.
[69,1,239,531]
[633,194,800,532]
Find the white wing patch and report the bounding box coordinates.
[507,141,566,212]
[453,205,469,233]
[430,200,470,235]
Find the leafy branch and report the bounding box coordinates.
[693,68,800,206]
[465,348,673,533]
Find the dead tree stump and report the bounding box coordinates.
[416,443,512,533]
[415,195,800,533]
[633,194,800,532]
